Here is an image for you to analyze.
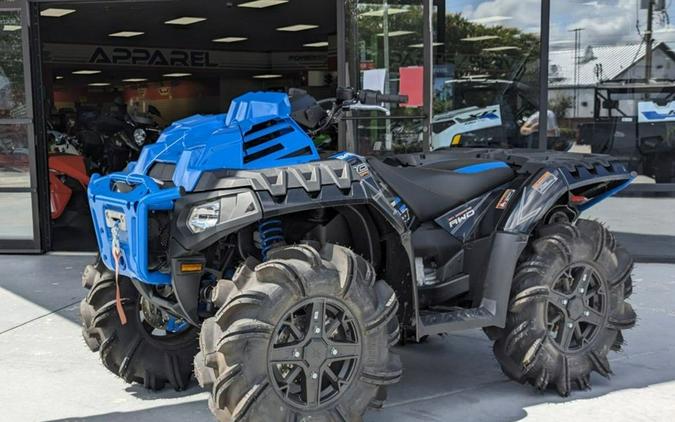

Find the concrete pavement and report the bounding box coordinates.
[0,255,674,422]
[583,197,675,263]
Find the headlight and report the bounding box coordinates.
[133,128,147,146]
[185,191,261,235]
[187,201,221,234]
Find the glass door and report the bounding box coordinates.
[431,0,543,151]
[0,4,41,251]
[344,0,428,155]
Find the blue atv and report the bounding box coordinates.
[80,87,636,421]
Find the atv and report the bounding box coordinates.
[80,87,636,421]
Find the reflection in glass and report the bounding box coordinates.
[0,192,33,240]
[0,10,26,119]
[432,0,542,150]
[0,124,30,187]
[348,0,426,155]
[549,0,675,183]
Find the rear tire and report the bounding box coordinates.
[194,243,402,421]
[492,219,636,396]
[80,263,199,390]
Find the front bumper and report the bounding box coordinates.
[88,172,181,285]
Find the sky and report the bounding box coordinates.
[445,0,675,49]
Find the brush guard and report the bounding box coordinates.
[88,172,181,286]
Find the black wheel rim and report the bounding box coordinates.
[546,264,608,353]
[268,297,361,410]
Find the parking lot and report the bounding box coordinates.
[1,197,674,422]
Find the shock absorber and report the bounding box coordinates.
[259,219,285,260]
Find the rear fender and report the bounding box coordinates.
[502,162,634,235]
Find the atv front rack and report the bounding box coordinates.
[88,172,180,285]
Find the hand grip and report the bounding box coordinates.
[377,93,409,104]
[358,89,408,105]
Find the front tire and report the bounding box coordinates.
[493,219,636,396]
[80,263,199,390]
[194,244,402,421]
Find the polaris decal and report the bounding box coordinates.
[496,189,516,210]
[638,101,675,123]
[531,171,559,194]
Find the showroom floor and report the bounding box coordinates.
[1,198,674,422]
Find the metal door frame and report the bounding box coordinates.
[0,0,42,252]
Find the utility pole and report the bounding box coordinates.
[382,1,392,151]
[645,0,654,82]
[570,28,584,119]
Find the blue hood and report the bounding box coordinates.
[128,91,320,192]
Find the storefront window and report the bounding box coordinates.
[0,192,33,239]
[432,0,542,150]
[0,123,29,187]
[0,6,36,247]
[549,0,675,183]
[346,0,426,155]
[0,10,26,119]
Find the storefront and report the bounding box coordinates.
[0,0,673,252]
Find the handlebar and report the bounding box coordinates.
[336,87,408,106]
[358,90,409,105]
[307,87,409,136]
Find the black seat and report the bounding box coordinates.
[368,158,515,222]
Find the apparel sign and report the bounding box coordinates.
[42,43,328,71]
[89,47,219,68]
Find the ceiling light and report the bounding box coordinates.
[55,76,64,80]
[3,25,21,32]
[123,78,148,82]
[469,16,512,25]
[304,41,329,47]
[213,37,248,43]
[483,46,520,52]
[409,42,444,48]
[88,82,111,87]
[238,0,288,8]
[165,17,206,26]
[360,8,408,17]
[253,74,283,79]
[377,30,415,37]
[72,70,102,75]
[276,24,319,32]
[40,8,76,18]
[109,31,145,38]
[163,73,192,78]
[461,35,499,42]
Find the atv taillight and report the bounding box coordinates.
[570,194,588,205]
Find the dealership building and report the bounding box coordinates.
[0,0,673,252]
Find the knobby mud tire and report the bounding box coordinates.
[492,219,636,396]
[194,244,402,421]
